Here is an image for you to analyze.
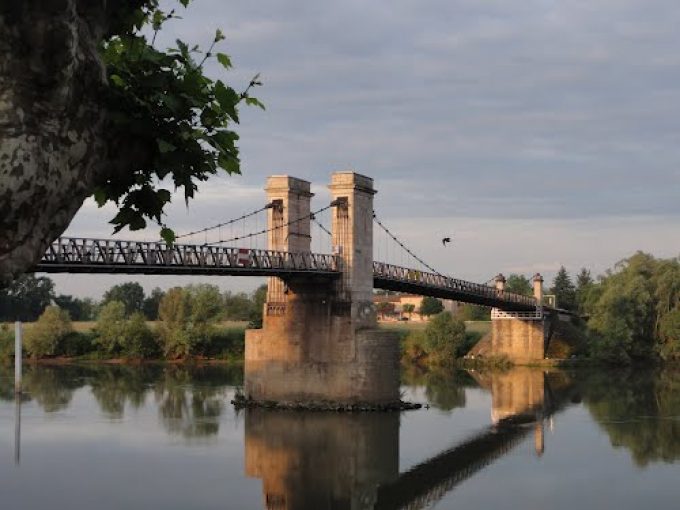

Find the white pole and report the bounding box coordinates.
[14,321,22,394]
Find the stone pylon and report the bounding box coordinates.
[490,273,548,363]
[244,171,400,407]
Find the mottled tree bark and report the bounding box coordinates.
[0,1,148,285]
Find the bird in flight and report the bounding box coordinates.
[442,237,452,247]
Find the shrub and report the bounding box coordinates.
[95,301,128,356]
[658,308,680,361]
[60,331,96,357]
[123,313,160,359]
[402,330,428,365]
[204,327,245,360]
[24,306,72,358]
[157,286,223,358]
[424,312,466,366]
[95,302,159,359]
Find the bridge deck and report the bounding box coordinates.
[35,238,540,311]
[373,262,538,312]
[36,238,340,278]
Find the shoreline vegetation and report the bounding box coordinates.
[1,251,678,368]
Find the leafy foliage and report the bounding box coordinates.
[457,303,490,321]
[24,306,73,358]
[424,312,467,365]
[376,301,396,318]
[419,296,444,317]
[584,252,680,363]
[96,301,159,358]
[247,284,268,328]
[96,0,263,240]
[157,284,223,358]
[0,274,54,321]
[505,274,532,297]
[143,287,165,320]
[102,282,146,317]
[54,295,97,321]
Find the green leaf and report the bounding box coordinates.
[216,53,232,69]
[245,97,266,110]
[218,154,240,175]
[214,81,239,122]
[93,188,108,207]
[110,74,125,88]
[180,0,191,7]
[160,227,176,245]
[157,189,172,203]
[157,139,176,153]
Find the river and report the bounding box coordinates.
[1,364,678,509]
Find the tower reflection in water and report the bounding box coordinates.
[244,410,399,510]
[244,369,572,510]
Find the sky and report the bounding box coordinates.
[54,0,680,298]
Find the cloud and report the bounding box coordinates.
[53,0,680,296]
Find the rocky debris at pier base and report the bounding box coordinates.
[231,394,422,412]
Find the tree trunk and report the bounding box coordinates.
[0,1,131,286]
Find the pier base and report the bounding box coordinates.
[245,327,400,407]
[490,310,548,364]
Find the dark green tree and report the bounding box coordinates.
[551,266,576,310]
[419,296,444,318]
[248,284,268,328]
[457,304,491,321]
[54,294,96,321]
[224,291,255,321]
[424,312,467,364]
[0,0,263,284]
[505,274,532,296]
[575,267,594,312]
[143,287,165,320]
[102,282,145,317]
[0,274,55,321]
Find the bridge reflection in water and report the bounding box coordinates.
[244,369,576,510]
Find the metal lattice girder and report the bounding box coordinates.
[372,261,539,312]
[37,239,544,312]
[36,238,340,278]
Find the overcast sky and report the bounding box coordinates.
[54,0,680,298]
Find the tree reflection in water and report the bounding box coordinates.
[582,367,680,466]
[2,363,679,469]
[401,365,476,412]
[153,366,230,440]
[0,363,243,441]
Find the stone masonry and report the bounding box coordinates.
[244,172,400,406]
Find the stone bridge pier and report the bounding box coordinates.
[244,172,400,407]
[490,273,554,364]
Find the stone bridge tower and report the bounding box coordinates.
[244,171,400,407]
[490,273,550,363]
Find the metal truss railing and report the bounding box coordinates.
[38,237,339,275]
[372,261,538,309]
[490,308,544,320]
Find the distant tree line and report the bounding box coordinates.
[0,275,266,324]
[0,277,267,361]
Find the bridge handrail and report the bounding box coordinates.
[372,261,537,308]
[40,237,340,272]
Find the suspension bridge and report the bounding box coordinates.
[35,171,565,406]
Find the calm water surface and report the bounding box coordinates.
[1,364,678,509]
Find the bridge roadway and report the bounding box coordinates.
[35,237,538,312]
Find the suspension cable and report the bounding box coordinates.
[372,212,442,275]
[205,203,335,246]
[173,203,273,241]
[311,214,332,237]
